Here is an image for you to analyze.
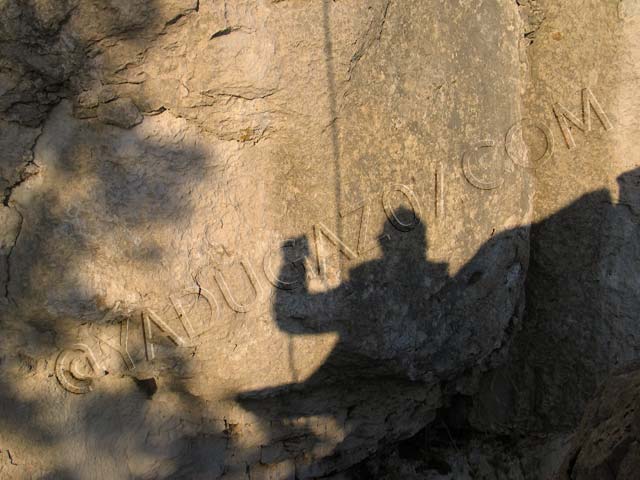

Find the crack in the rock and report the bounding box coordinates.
[347,0,392,80]
[1,124,43,302]
[208,90,277,102]
[377,0,391,41]
[2,127,43,207]
[2,168,36,207]
[3,207,23,303]
[165,6,198,28]
[210,26,240,40]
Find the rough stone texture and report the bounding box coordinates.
[470,0,640,439]
[0,0,638,479]
[557,364,640,480]
[332,429,571,480]
[96,97,143,128]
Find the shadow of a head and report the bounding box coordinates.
[379,205,427,261]
[273,206,429,298]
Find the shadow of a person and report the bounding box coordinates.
[235,208,451,467]
[234,169,640,473]
[275,207,449,386]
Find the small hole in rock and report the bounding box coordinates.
[134,377,158,398]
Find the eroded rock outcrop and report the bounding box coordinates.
[0,0,638,478]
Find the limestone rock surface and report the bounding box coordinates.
[0,0,639,479]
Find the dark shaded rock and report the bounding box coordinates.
[558,364,640,480]
[97,98,142,129]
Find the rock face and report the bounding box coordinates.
[0,0,638,479]
[469,0,640,440]
[558,364,640,480]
